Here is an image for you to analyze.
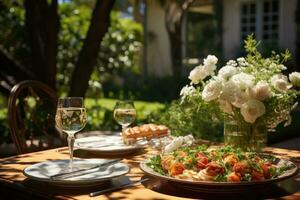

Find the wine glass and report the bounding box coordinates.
[113,100,136,135]
[55,97,87,170]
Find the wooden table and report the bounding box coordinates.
[0,147,300,200]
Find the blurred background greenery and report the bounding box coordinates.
[0,0,299,149]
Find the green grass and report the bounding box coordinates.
[85,98,165,121]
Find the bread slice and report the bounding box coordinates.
[122,123,169,144]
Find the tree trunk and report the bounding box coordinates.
[0,49,35,94]
[24,0,59,90]
[69,0,115,97]
[213,0,223,61]
[165,0,194,80]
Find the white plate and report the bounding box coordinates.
[23,159,130,186]
[74,136,145,155]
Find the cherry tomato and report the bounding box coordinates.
[251,170,265,181]
[170,162,186,176]
[206,162,224,176]
[233,162,249,175]
[227,172,241,182]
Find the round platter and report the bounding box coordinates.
[140,156,298,193]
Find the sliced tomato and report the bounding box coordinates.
[260,163,272,178]
[196,152,209,169]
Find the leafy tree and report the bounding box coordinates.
[0,0,115,97]
[56,5,142,95]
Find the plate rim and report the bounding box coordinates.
[74,136,144,153]
[23,159,130,185]
[140,155,299,186]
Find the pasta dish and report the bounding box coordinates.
[146,145,293,182]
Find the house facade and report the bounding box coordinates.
[144,0,298,76]
[223,0,297,59]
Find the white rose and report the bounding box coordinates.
[218,99,233,114]
[202,80,222,101]
[231,91,250,108]
[240,99,266,123]
[271,74,292,92]
[219,80,239,102]
[188,65,207,84]
[248,81,272,101]
[203,55,218,67]
[289,72,300,87]
[231,73,255,90]
[218,65,238,80]
[203,62,217,77]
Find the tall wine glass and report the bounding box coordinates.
[113,100,136,134]
[55,97,87,170]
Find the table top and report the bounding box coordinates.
[1,146,300,200]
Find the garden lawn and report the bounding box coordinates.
[84,98,165,131]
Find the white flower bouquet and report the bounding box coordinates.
[180,36,300,150]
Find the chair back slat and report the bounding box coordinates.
[8,80,65,154]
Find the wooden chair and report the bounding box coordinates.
[8,80,66,154]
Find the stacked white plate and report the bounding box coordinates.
[74,135,145,155]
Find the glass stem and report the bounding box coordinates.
[121,125,127,133]
[67,133,75,171]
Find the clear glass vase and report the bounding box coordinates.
[224,117,267,152]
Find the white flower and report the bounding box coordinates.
[248,81,272,101]
[218,65,238,80]
[180,85,196,97]
[219,80,239,102]
[220,78,250,107]
[203,62,217,76]
[203,55,218,67]
[202,80,222,101]
[271,74,292,92]
[231,91,250,108]
[188,56,218,84]
[188,65,207,84]
[278,64,287,70]
[226,60,237,67]
[218,99,233,114]
[289,72,300,87]
[240,99,266,123]
[180,85,196,102]
[231,72,255,90]
[237,57,248,67]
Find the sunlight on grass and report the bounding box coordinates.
[85,98,165,120]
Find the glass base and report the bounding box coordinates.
[224,132,267,152]
[224,117,267,152]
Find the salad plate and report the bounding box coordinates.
[140,146,298,192]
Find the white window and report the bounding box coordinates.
[240,0,280,43]
[241,2,257,41]
[262,0,279,41]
